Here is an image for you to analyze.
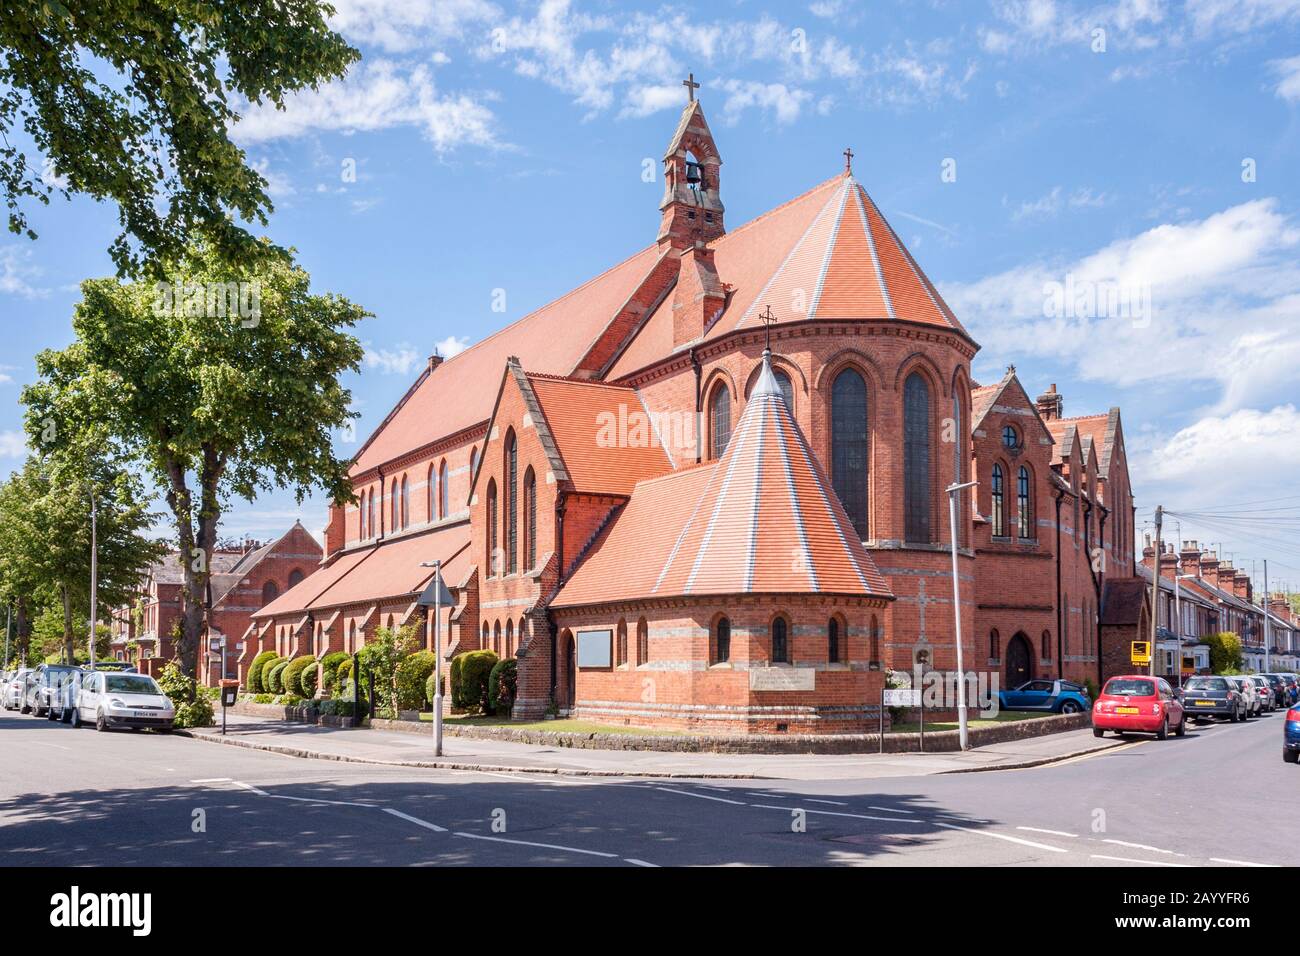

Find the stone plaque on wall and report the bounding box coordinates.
[749,667,816,691]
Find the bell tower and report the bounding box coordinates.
[658,74,725,251]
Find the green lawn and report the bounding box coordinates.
[418,713,684,736]
[888,710,1054,734]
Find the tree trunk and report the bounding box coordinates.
[16,596,30,665]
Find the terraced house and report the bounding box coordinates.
[251,91,1141,733]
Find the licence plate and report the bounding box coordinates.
[133,711,153,718]
[1116,706,1139,714]
[1195,700,1214,707]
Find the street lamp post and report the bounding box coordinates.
[418,560,452,757]
[946,479,978,751]
[89,491,98,669]
[1174,573,1195,688]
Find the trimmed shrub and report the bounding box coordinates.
[452,650,499,714]
[247,650,278,693]
[266,659,290,695]
[299,661,320,698]
[282,656,316,699]
[487,658,518,715]
[425,671,446,706]
[449,654,465,708]
[396,651,436,711]
[335,657,354,687]
[320,651,350,692]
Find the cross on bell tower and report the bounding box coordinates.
[683,72,700,102]
[759,304,777,353]
[657,70,725,251]
[843,147,854,174]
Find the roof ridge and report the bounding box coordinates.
[526,372,637,391]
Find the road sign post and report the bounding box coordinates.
[417,561,454,757]
[882,687,924,753]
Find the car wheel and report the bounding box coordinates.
[20,702,30,714]
[95,711,107,732]
[70,708,81,729]
[1175,716,1186,737]
[1229,706,1240,723]
[1093,727,1105,738]
[1061,700,1082,714]
[1285,749,1299,764]
[60,705,72,724]
[1157,717,1169,740]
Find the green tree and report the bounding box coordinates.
[0,1,358,275]
[358,625,420,719]
[1205,631,1244,674]
[23,243,365,678]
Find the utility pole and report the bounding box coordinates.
[1263,559,1271,673]
[1148,506,1162,679]
[946,479,978,751]
[89,491,98,669]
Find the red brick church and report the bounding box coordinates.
[252,89,1138,733]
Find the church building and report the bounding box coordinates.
[251,86,1139,734]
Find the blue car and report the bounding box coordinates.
[1284,704,1300,764]
[998,678,1092,714]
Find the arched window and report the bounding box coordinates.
[438,460,449,519]
[870,614,880,666]
[990,628,1000,659]
[903,372,932,543]
[709,382,731,459]
[505,431,518,575]
[771,616,789,664]
[828,617,840,663]
[481,621,489,648]
[773,369,794,412]
[506,619,514,658]
[1041,630,1051,660]
[636,617,648,665]
[288,569,304,589]
[831,368,868,539]
[493,620,501,656]
[523,467,537,571]
[616,619,628,667]
[359,491,367,539]
[427,464,435,523]
[401,475,410,530]
[486,478,498,576]
[1003,424,1019,449]
[366,487,375,539]
[469,446,477,480]
[1017,466,1032,538]
[714,616,731,664]
[261,581,279,605]
[991,463,1005,537]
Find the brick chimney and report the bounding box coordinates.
[1036,384,1064,421]
[1216,563,1237,592]
[1141,533,1156,570]
[1179,540,1201,578]
[324,503,345,559]
[672,242,726,348]
[1159,543,1180,580]
[1233,573,1251,602]
[1199,549,1219,582]
[1269,595,1292,625]
[427,353,444,375]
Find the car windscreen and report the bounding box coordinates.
[1103,678,1154,696]
[102,674,161,695]
[1185,677,1227,692]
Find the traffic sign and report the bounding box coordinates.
[883,688,921,707]
[1130,640,1151,664]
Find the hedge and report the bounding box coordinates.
[336,657,354,686]
[266,659,290,695]
[320,651,350,692]
[424,671,446,706]
[247,650,278,693]
[282,656,316,699]
[452,649,499,713]
[299,661,320,697]
[395,651,436,711]
[488,658,517,715]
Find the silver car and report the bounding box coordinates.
[74,671,175,732]
[1227,676,1259,719]
[3,668,31,710]
[1250,675,1275,713]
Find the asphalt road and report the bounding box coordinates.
[0,706,1293,867]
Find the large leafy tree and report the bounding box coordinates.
[0,453,164,663]
[1,1,358,274]
[23,242,366,678]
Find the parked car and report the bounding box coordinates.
[1092,675,1186,740]
[1250,675,1275,713]
[1285,704,1300,764]
[75,670,175,732]
[3,668,31,711]
[1228,676,1259,718]
[1281,674,1300,706]
[1181,675,1245,722]
[998,678,1092,714]
[25,663,82,718]
[1260,674,1288,708]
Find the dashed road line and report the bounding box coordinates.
[1210,858,1277,867]
[383,808,447,832]
[935,822,1068,853]
[1091,854,1189,867]
[1103,838,1180,856]
[656,787,747,805]
[750,803,928,825]
[453,831,619,858]
[1017,826,1078,838]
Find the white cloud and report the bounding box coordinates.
[942,198,1300,412]
[435,335,472,359]
[232,60,502,153]
[1010,185,1112,220]
[0,247,48,299]
[981,0,1168,54]
[1185,0,1300,34]
[0,431,28,459]
[714,79,813,125]
[251,158,296,200]
[364,343,422,376]
[1270,54,1300,101]
[328,0,500,53]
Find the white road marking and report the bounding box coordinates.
[1091,854,1190,867]
[1017,827,1078,838]
[453,831,619,858]
[656,787,746,805]
[233,780,268,796]
[1210,858,1277,868]
[624,858,659,867]
[935,822,1068,852]
[807,798,848,806]
[867,806,916,815]
[191,777,232,783]
[1103,838,1179,856]
[383,808,447,832]
[750,804,927,825]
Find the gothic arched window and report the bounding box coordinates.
[366,487,375,539]
[261,581,279,605]
[714,616,731,664]
[486,478,498,577]
[523,467,537,571]
[401,475,410,530]
[637,618,649,665]
[990,628,1000,659]
[439,460,449,519]
[831,368,868,539]
[1041,630,1051,660]
[773,369,794,413]
[828,617,840,663]
[288,569,304,589]
[772,616,789,664]
[991,463,1006,537]
[505,431,518,574]
[709,382,731,459]
[1017,465,1033,538]
[903,372,932,543]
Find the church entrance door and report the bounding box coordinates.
[1005,632,1032,688]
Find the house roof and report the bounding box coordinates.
[609,173,969,379]
[1049,410,1119,472]
[553,353,893,608]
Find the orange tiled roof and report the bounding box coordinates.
[610,174,967,378]
[253,547,372,619]
[527,375,674,495]
[1047,412,1114,469]
[554,355,893,607]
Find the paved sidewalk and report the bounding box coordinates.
[181,713,1125,780]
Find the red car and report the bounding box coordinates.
[1092,675,1186,740]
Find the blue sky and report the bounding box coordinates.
[3,0,1300,587]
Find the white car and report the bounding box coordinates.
[2,668,31,710]
[73,671,175,732]
[1227,676,1259,719]
[1250,675,1275,713]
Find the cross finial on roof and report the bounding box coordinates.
[758,304,777,352]
[683,72,700,103]
[843,146,854,173]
